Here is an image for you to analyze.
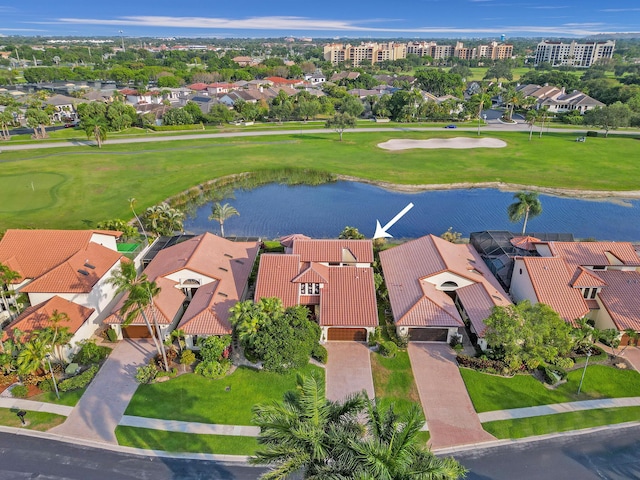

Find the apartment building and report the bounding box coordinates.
[534,40,615,68]
[323,42,406,66]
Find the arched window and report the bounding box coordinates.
[440,281,458,291]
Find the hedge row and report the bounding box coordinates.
[58,365,99,392]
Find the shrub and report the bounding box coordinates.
[135,364,158,384]
[553,357,575,370]
[457,354,510,375]
[38,378,54,392]
[59,365,99,392]
[156,367,178,379]
[195,360,231,379]
[197,335,232,363]
[11,384,28,398]
[73,340,111,365]
[180,350,196,366]
[379,341,398,358]
[311,344,328,364]
[368,327,382,347]
[395,332,409,348]
[586,130,598,137]
[106,328,118,343]
[539,364,567,384]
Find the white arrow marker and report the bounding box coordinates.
[373,203,414,239]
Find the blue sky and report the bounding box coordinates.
[0,0,639,38]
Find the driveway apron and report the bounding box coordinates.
[325,342,375,402]
[408,343,495,449]
[50,339,155,444]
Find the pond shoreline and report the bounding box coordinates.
[336,175,640,203]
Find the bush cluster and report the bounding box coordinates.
[59,365,99,392]
[539,364,568,385]
[456,354,511,375]
[73,340,111,364]
[11,384,29,398]
[135,364,158,384]
[180,350,196,366]
[195,359,231,379]
[379,341,398,358]
[311,344,328,364]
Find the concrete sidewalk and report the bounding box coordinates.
[325,342,375,402]
[408,343,495,449]
[479,396,640,422]
[50,339,155,444]
[0,397,72,416]
[120,415,260,437]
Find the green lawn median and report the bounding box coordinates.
[0,408,65,431]
[125,364,324,425]
[482,407,640,439]
[115,426,258,455]
[371,350,421,415]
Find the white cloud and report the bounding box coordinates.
[601,8,640,12]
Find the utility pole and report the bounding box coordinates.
[119,30,125,52]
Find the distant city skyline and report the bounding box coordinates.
[0,0,639,38]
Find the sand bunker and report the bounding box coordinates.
[378,137,507,151]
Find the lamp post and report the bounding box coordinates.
[119,30,125,52]
[577,350,592,395]
[45,354,60,400]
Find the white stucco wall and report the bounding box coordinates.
[90,233,118,251]
[164,268,217,286]
[509,259,539,304]
[534,244,553,257]
[423,271,474,290]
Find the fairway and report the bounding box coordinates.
[0,130,639,230]
[0,172,67,213]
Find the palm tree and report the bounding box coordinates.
[0,263,21,319]
[83,117,108,148]
[128,197,148,243]
[526,110,538,141]
[209,202,239,238]
[17,337,51,376]
[230,300,265,349]
[170,328,186,354]
[143,203,184,236]
[108,262,169,371]
[344,401,467,480]
[40,310,70,362]
[507,192,543,235]
[251,374,366,480]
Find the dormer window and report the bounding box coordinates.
[582,288,598,299]
[300,283,320,295]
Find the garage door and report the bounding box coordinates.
[122,325,152,338]
[408,328,449,342]
[327,328,367,341]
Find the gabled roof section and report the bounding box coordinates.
[596,270,640,331]
[279,233,310,249]
[510,235,541,251]
[0,229,120,282]
[21,243,122,294]
[319,267,378,327]
[456,283,509,337]
[2,296,94,341]
[570,266,607,288]
[178,280,233,335]
[521,257,589,325]
[547,241,640,269]
[292,263,329,284]
[292,239,374,264]
[254,254,300,308]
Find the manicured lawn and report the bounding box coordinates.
[115,426,258,455]
[1,130,639,230]
[31,387,86,407]
[461,365,640,413]
[0,408,66,431]
[483,407,640,439]
[370,350,421,416]
[125,364,324,425]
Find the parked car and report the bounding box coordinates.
[444,124,457,129]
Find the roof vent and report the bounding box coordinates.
[219,267,228,272]
[235,259,244,264]
[84,261,96,269]
[78,269,90,276]
[218,292,228,298]
[224,253,233,258]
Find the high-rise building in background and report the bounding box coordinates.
[534,40,615,67]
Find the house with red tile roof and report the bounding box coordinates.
[380,235,511,349]
[0,229,124,354]
[106,233,259,347]
[510,240,640,343]
[254,236,378,342]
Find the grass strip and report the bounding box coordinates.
[371,350,421,415]
[115,426,258,455]
[0,407,65,431]
[482,406,640,439]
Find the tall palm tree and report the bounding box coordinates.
[0,263,21,319]
[209,202,239,238]
[526,110,538,141]
[83,117,108,148]
[229,300,263,348]
[17,337,51,376]
[46,310,70,362]
[344,401,467,480]
[128,197,148,243]
[507,192,543,235]
[251,374,366,480]
[108,262,169,370]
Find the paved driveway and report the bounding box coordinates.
[325,342,375,402]
[617,345,640,372]
[408,343,495,449]
[51,339,156,444]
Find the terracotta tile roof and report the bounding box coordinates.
[521,257,588,325]
[510,235,541,251]
[2,296,94,341]
[319,267,378,327]
[547,241,640,269]
[188,83,209,90]
[22,243,123,294]
[292,239,374,264]
[456,283,509,337]
[279,233,310,249]
[570,266,607,288]
[0,229,121,283]
[380,235,510,328]
[595,270,640,331]
[292,263,329,284]
[140,233,258,335]
[254,254,300,307]
[105,276,185,327]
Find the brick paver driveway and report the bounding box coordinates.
[325,342,375,402]
[408,343,495,450]
[51,339,155,444]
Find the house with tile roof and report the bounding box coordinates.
[106,233,259,347]
[0,229,124,354]
[510,240,640,343]
[516,84,604,114]
[380,235,512,349]
[254,236,378,342]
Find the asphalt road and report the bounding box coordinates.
[0,432,266,480]
[453,425,640,480]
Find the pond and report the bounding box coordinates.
[183,181,640,241]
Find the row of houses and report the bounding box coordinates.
[2,228,639,359]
